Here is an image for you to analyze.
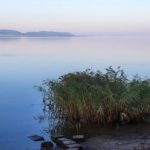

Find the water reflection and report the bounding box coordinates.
[0,37,21,41]
[0,36,150,149]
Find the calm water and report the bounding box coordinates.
[0,36,150,150]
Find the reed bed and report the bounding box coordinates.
[39,67,150,127]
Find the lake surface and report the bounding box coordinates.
[0,36,150,150]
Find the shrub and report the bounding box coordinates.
[38,67,150,128]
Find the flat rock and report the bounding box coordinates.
[61,140,76,148]
[57,137,70,141]
[56,138,71,143]
[72,135,85,143]
[65,143,82,149]
[62,140,76,145]
[28,134,44,141]
[57,138,75,147]
[65,148,80,150]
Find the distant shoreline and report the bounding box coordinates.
[1,29,150,38]
[0,29,75,37]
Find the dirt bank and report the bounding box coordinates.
[82,124,150,150]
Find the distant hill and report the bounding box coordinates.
[24,31,74,37]
[0,30,22,37]
[0,30,74,37]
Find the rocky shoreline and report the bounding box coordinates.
[29,124,150,150]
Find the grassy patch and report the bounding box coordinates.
[39,67,150,128]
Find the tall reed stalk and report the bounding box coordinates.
[38,67,150,128]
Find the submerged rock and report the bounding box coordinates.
[28,134,44,141]
[41,141,53,150]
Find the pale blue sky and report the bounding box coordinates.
[0,0,150,33]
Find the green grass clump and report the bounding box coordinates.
[39,67,150,127]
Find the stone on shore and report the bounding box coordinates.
[65,143,82,149]
[57,138,75,146]
[72,135,85,143]
[55,137,83,149]
[65,148,80,150]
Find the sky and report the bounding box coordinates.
[0,0,150,33]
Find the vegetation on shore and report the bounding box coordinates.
[39,67,150,129]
